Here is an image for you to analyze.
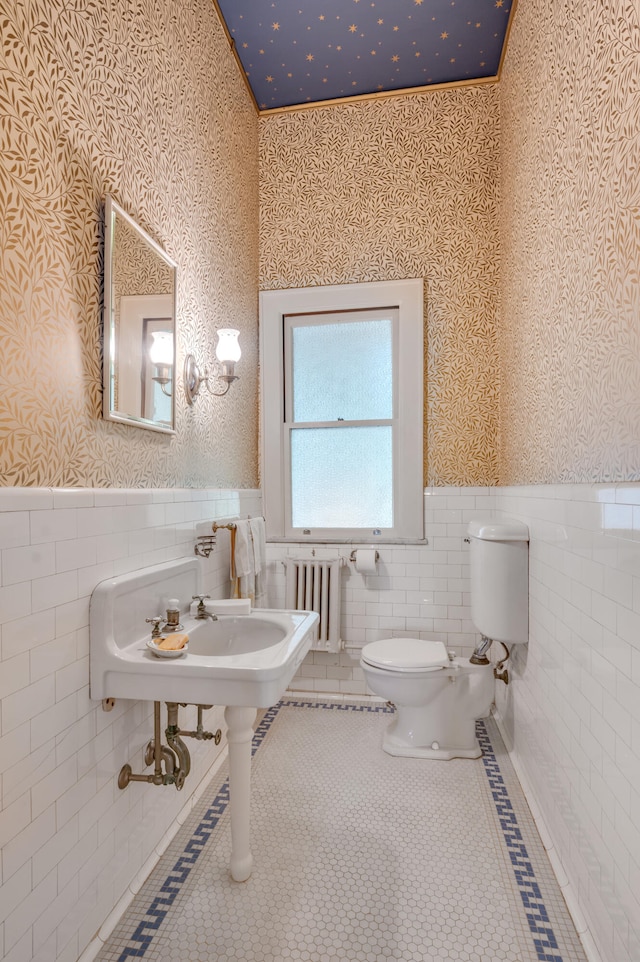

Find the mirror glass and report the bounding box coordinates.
[103,196,177,433]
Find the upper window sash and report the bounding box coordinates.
[283,309,398,427]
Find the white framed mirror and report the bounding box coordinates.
[103,195,177,434]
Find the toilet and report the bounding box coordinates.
[360,518,529,760]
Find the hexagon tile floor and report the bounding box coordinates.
[97,700,588,962]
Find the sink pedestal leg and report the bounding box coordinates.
[224,705,257,882]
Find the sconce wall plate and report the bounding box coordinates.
[184,353,238,405]
[184,354,203,406]
[184,330,241,405]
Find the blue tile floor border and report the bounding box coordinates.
[477,720,563,962]
[114,702,564,962]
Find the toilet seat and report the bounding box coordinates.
[361,638,449,672]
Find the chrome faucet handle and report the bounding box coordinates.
[192,594,211,613]
[145,617,163,638]
[192,594,211,604]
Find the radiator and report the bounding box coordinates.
[283,558,344,653]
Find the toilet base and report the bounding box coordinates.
[382,729,482,760]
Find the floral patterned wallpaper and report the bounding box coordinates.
[0,0,259,487]
[499,1,640,483]
[259,86,501,486]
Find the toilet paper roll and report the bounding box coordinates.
[354,549,378,574]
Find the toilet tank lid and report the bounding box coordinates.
[467,518,529,542]
[361,638,449,671]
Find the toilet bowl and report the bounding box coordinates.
[360,638,494,759]
[360,517,529,760]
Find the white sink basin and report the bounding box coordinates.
[187,615,289,656]
[89,557,319,708]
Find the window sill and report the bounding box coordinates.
[266,537,429,545]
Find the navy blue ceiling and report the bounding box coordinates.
[216,0,513,111]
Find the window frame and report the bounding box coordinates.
[260,279,424,542]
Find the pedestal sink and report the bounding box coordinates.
[89,557,318,881]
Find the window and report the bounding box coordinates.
[260,279,423,541]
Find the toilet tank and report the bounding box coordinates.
[467,519,529,644]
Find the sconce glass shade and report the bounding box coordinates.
[215,329,241,363]
[149,331,174,366]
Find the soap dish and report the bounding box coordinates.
[208,598,252,615]
[146,638,189,659]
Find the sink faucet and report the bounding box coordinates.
[192,594,218,621]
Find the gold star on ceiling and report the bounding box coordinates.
[441,31,449,38]
[306,53,314,60]
[266,75,274,82]
[272,22,279,30]
[391,54,399,61]
[348,24,357,32]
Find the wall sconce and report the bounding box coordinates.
[184,329,241,405]
[149,331,174,397]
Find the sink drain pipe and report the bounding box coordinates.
[118,702,222,791]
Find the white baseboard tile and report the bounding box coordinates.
[492,709,605,962]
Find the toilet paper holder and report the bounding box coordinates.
[349,549,380,564]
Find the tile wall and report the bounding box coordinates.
[0,487,260,962]
[265,488,496,696]
[494,484,640,962]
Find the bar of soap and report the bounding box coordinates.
[157,632,189,651]
[208,599,251,615]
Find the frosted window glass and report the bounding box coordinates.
[291,426,392,528]
[292,317,393,422]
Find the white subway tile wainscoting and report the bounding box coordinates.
[0,488,260,962]
[494,484,640,962]
[266,488,496,696]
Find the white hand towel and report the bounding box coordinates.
[234,520,255,578]
[249,517,266,575]
[250,517,268,607]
